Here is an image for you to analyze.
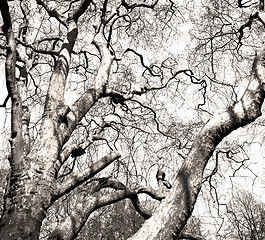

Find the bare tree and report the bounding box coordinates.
[220,191,265,240]
[0,0,264,239]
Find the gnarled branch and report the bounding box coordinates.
[129,41,265,240]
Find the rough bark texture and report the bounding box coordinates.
[0,1,108,239]
[129,45,265,240]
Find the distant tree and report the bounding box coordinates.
[178,216,207,240]
[77,199,145,240]
[221,191,265,240]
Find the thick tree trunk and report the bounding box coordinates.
[0,177,50,239]
[0,152,55,240]
[0,206,44,239]
[0,0,114,239]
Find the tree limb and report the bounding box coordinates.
[92,177,165,218]
[48,191,136,240]
[36,0,67,27]
[48,178,170,240]
[62,24,114,143]
[122,0,159,10]
[16,38,58,56]
[56,121,111,176]
[0,0,24,165]
[177,232,206,240]
[92,177,153,219]
[129,43,265,240]
[53,151,121,199]
[54,134,104,176]
[72,0,93,22]
[17,65,30,155]
[0,94,10,108]
[28,17,78,164]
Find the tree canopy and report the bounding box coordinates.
[0,0,264,239]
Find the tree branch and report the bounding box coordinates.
[123,48,161,77]
[122,0,159,10]
[93,178,153,219]
[260,0,264,11]
[129,43,265,240]
[17,65,30,155]
[61,24,114,143]
[0,94,10,108]
[28,18,78,164]
[47,195,98,240]
[92,177,165,218]
[43,20,78,115]
[0,0,24,165]
[176,232,206,240]
[48,177,170,240]
[48,190,135,240]
[36,0,67,27]
[16,38,58,56]
[72,0,93,22]
[17,2,31,155]
[53,151,121,199]
[61,119,111,163]
[54,134,104,176]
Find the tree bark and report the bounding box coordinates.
[0,1,115,238]
[0,155,53,239]
[0,1,86,239]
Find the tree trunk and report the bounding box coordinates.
[129,44,265,240]
[0,188,48,239]
[0,207,44,239]
[0,155,55,239]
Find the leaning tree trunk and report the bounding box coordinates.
[129,43,265,240]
